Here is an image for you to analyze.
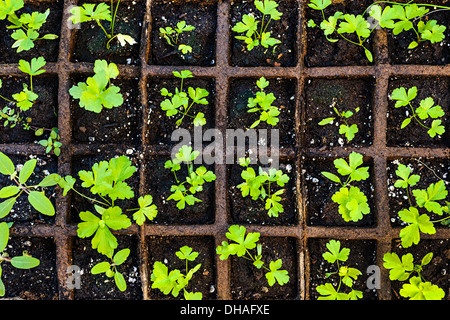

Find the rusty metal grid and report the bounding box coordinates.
[0,0,449,300]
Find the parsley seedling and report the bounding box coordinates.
[316,240,363,300]
[390,86,445,138]
[165,145,216,210]
[321,152,370,222]
[236,157,290,218]
[160,70,209,127]
[247,77,280,128]
[319,101,360,142]
[159,21,195,55]
[91,248,130,292]
[383,251,445,300]
[232,0,282,51]
[150,246,203,300]
[216,225,290,287]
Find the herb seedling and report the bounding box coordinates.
[247,77,280,128]
[383,251,445,300]
[160,70,209,127]
[58,155,158,258]
[232,0,282,51]
[0,222,41,297]
[319,101,360,142]
[165,145,216,210]
[159,21,195,55]
[91,248,130,292]
[216,225,289,287]
[390,86,445,138]
[150,246,203,300]
[316,240,363,300]
[68,1,136,49]
[69,59,123,113]
[0,0,58,52]
[392,162,449,248]
[0,151,58,218]
[321,152,370,222]
[236,157,290,218]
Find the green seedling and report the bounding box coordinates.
[383,251,445,300]
[316,240,363,300]
[216,225,290,287]
[236,157,290,218]
[319,101,360,142]
[69,59,123,113]
[0,0,58,52]
[392,162,449,248]
[159,21,195,54]
[91,248,130,292]
[68,1,136,49]
[247,77,280,128]
[165,145,216,210]
[232,0,282,51]
[390,86,445,138]
[321,152,370,222]
[150,246,203,300]
[160,70,209,127]
[0,151,57,218]
[0,222,40,297]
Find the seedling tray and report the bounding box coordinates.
[1,0,450,300]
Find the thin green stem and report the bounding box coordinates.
[72,188,110,207]
[0,94,14,103]
[96,20,111,38]
[111,0,121,36]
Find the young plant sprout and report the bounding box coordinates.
[383,251,445,300]
[150,246,203,300]
[232,0,282,51]
[390,86,445,138]
[247,77,280,128]
[321,152,370,222]
[68,1,136,49]
[316,240,363,300]
[216,225,290,287]
[159,21,195,54]
[165,145,216,210]
[160,70,209,127]
[319,101,360,142]
[0,0,58,52]
[91,248,130,292]
[0,222,41,297]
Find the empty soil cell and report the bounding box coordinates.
[150,0,217,66]
[146,76,215,147]
[303,77,374,148]
[71,235,143,299]
[0,154,57,224]
[0,75,59,144]
[0,0,63,63]
[144,156,215,225]
[1,236,58,299]
[229,236,298,300]
[228,162,297,226]
[387,76,450,148]
[386,157,450,228]
[227,77,297,149]
[147,236,216,299]
[304,0,374,67]
[70,76,142,147]
[70,0,145,65]
[302,156,376,227]
[389,239,450,299]
[307,238,378,300]
[230,0,298,67]
[387,0,450,65]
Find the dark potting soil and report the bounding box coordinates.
[71,0,145,65]
[230,0,298,67]
[302,156,376,227]
[150,0,217,66]
[229,236,298,299]
[303,77,374,148]
[147,235,217,299]
[308,238,378,300]
[387,76,450,148]
[0,0,63,63]
[1,236,58,299]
